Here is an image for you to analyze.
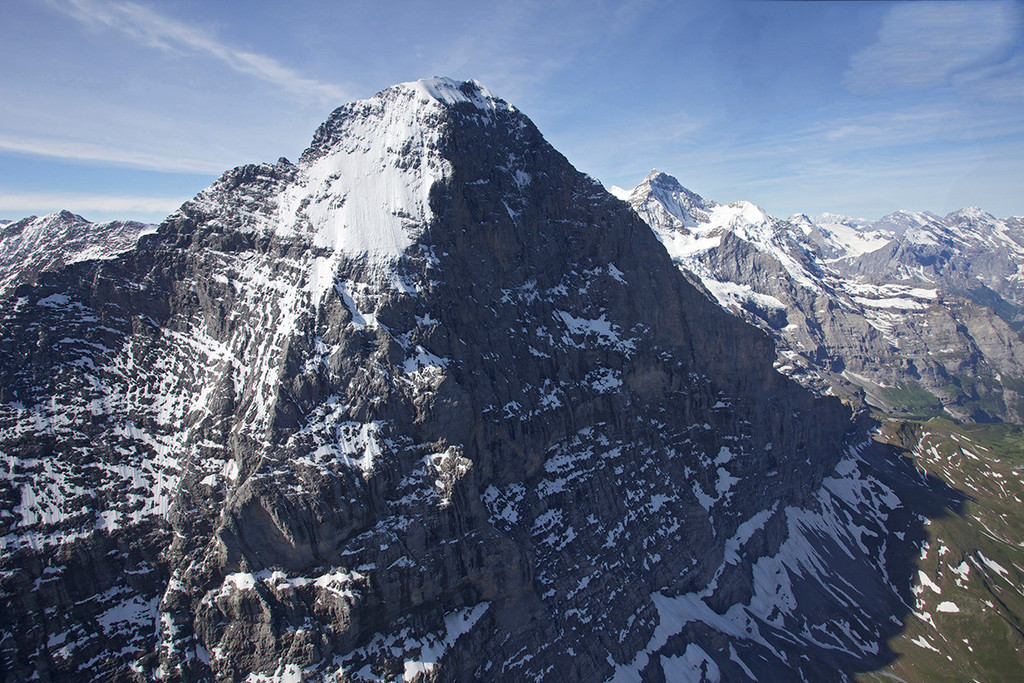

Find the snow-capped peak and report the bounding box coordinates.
[403,77,509,113]
[0,210,156,295]
[643,168,677,186]
[608,185,631,201]
[55,209,89,224]
[188,78,519,276]
[815,212,849,222]
[623,170,716,230]
[642,170,705,201]
[618,171,823,293]
[872,209,939,235]
[286,79,497,265]
[719,200,769,226]
[944,206,995,224]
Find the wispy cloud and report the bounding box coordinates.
[602,96,1024,216]
[418,0,662,108]
[0,191,185,215]
[420,4,584,104]
[553,110,707,187]
[679,99,1024,170]
[47,0,350,103]
[0,134,229,173]
[813,106,1022,150]
[843,1,1023,97]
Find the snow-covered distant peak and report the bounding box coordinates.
[622,172,824,292]
[622,170,716,231]
[1,210,154,241]
[54,209,89,224]
[797,213,895,260]
[803,205,1020,259]
[935,206,1024,253]
[788,213,826,238]
[873,209,939,234]
[0,210,157,295]
[944,206,996,225]
[623,171,779,241]
[621,170,705,199]
[815,212,849,222]
[608,185,631,201]
[642,170,705,201]
[809,213,873,231]
[714,200,769,227]
[643,169,679,186]
[2,210,90,231]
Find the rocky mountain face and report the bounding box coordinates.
[836,207,1024,331]
[0,210,156,297]
[618,172,1024,423]
[1,79,947,681]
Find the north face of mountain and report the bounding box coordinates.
[0,210,156,297]
[1,79,938,681]
[621,172,1024,423]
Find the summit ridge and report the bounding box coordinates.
[189,78,514,269]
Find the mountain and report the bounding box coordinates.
[798,211,915,261]
[0,79,964,681]
[841,207,1024,332]
[0,210,156,297]
[619,171,1024,423]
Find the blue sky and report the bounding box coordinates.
[1,0,1022,223]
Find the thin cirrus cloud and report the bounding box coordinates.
[46,0,351,104]
[0,191,185,216]
[821,106,1024,151]
[843,1,1023,96]
[0,135,230,174]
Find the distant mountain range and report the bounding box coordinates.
[614,172,1024,423]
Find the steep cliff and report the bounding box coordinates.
[1,79,936,682]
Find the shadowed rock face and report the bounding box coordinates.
[1,79,945,682]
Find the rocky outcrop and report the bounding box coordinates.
[0,210,156,298]
[1,79,939,681]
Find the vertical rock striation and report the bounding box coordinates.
[1,79,934,681]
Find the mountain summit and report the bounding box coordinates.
[2,79,937,681]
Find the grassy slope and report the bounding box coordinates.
[859,419,1024,683]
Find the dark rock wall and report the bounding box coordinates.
[0,82,935,682]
